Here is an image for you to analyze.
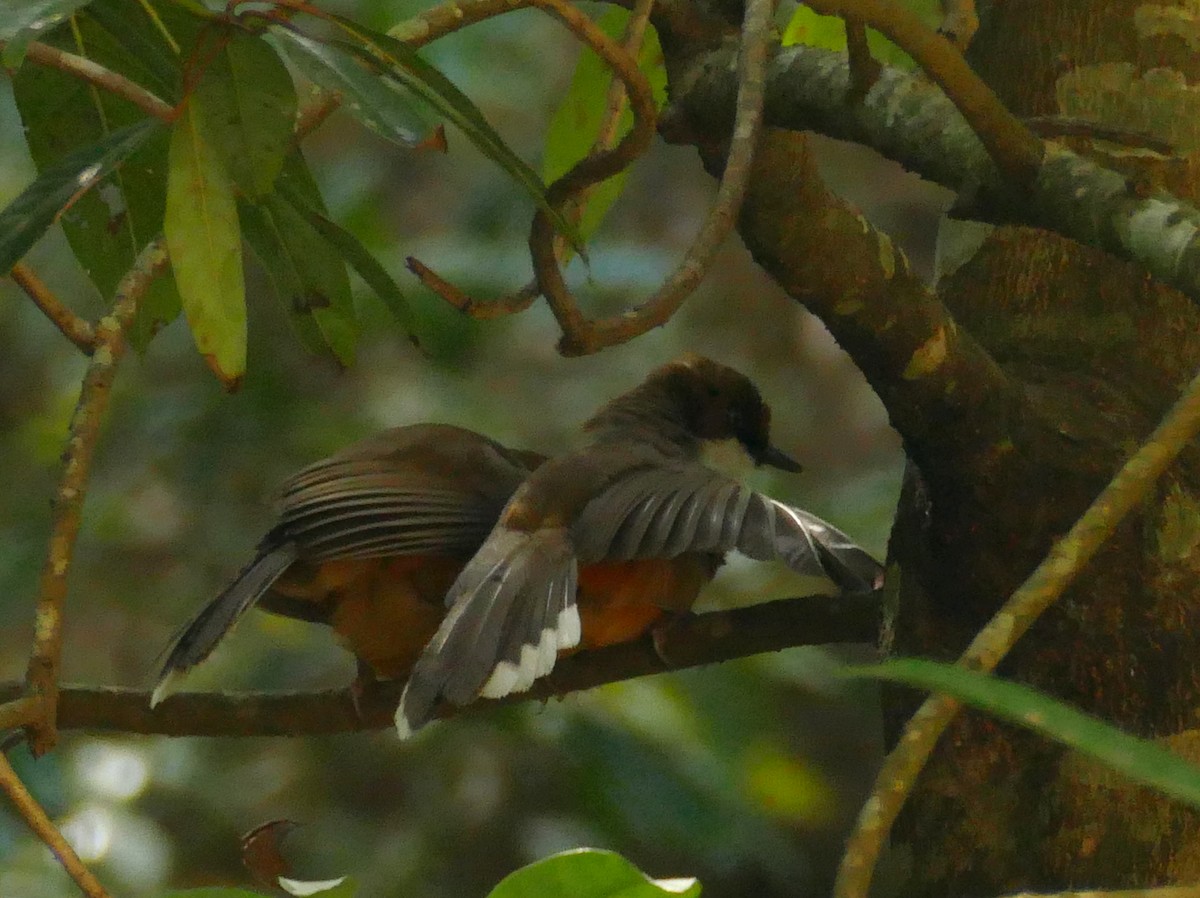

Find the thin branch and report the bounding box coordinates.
[843,15,880,102]
[0,593,881,738]
[20,39,175,122]
[834,362,1200,898]
[21,238,169,758]
[389,0,537,48]
[8,263,97,354]
[405,257,538,319]
[801,0,1041,183]
[0,751,112,898]
[533,0,770,356]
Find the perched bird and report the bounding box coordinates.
[396,356,884,737]
[151,424,544,707]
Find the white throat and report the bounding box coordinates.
[700,437,755,479]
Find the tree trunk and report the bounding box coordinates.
[657,0,1200,891]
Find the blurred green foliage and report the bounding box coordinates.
[0,0,905,895]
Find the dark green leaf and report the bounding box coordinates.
[542,8,667,249]
[160,889,269,898]
[278,876,358,898]
[310,18,581,249]
[274,28,437,148]
[192,30,297,198]
[240,191,358,365]
[277,181,412,337]
[11,4,189,347]
[165,97,246,386]
[0,118,161,275]
[843,659,1200,810]
[82,0,189,97]
[488,849,700,898]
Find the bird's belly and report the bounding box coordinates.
[576,554,717,649]
[273,554,463,679]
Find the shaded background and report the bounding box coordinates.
[0,1,946,894]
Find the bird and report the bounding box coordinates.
[395,355,884,737]
[151,423,545,707]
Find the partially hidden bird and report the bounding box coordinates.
[394,355,883,737]
[151,423,544,707]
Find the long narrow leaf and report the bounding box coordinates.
[487,849,700,898]
[319,17,581,249]
[277,181,413,335]
[0,118,161,275]
[0,0,94,64]
[274,28,437,148]
[843,659,1200,810]
[165,98,246,387]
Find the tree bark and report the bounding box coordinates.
[655,0,1200,892]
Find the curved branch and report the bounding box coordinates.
[0,593,880,738]
[834,362,1200,898]
[8,263,97,354]
[533,0,771,356]
[801,0,1041,183]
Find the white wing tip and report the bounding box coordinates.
[556,605,581,650]
[149,671,181,709]
[480,622,569,700]
[394,685,415,740]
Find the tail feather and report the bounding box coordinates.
[151,541,298,707]
[395,528,580,738]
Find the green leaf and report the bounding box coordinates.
[165,97,246,387]
[191,30,297,198]
[160,890,269,898]
[780,0,943,70]
[0,0,94,45]
[11,3,189,347]
[274,28,437,148]
[0,118,161,275]
[843,659,1200,810]
[277,180,412,337]
[240,191,358,365]
[311,17,581,249]
[542,8,667,251]
[487,849,701,898]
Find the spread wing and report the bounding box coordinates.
[395,462,882,737]
[571,465,883,593]
[396,528,580,738]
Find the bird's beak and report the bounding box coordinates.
[759,444,803,473]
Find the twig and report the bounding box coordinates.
[0,592,881,737]
[20,40,175,122]
[533,0,770,356]
[8,263,97,354]
[834,362,1200,898]
[843,15,880,102]
[21,238,169,757]
[389,0,537,48]
[801,0,1041,183]
[554,0,657,257]
[405,257,538,319]
[0,751,112,898]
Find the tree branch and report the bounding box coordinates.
[802,0,1041,183]
[17,239,169,757]
[534,0,771,356]
[834,361,1200,898]
[667,38,1200,306]
[20,40,175,122]
[0,594,880,738]
[0,751,112,898]
[8,263,97,354]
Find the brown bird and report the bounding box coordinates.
[395,356,883,737]
[151,423,544,706]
